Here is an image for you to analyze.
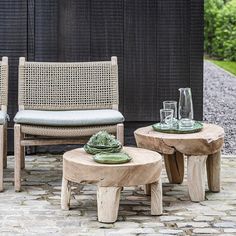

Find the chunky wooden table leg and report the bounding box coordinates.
[187,155,207,202]
[151,179,163,215]
[164,151,184,184]
[97,186,121,223]
[206,151,221,192]
[144,184,151,195]
[61,177,71,210]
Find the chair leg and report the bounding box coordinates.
[3,124,7,169]
[21,135,25,169]
[116,123,124,145]
[14,124,24,192]
[0,125,4,192]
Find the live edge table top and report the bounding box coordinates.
[63,147,162,187]
[134,123,225,156]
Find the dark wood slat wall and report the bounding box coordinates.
[0,1,27,152]
[34,1,59,61]
[27,0,35,61]
[0,0,203,152]
[190,0,204,121]
[124,0,158,121]
[0,1,27,120]
[157,0,190,114]
[90,0,124,113]
[59,0,90,62]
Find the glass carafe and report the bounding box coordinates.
[178,88,194,128]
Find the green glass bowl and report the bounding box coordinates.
[93,152,132,164]
[152,121,203,134]
[84,143,122,155]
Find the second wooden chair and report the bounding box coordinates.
[0,57,9,192]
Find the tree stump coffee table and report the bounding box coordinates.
[61,147,162,223]
[134,123,224,202]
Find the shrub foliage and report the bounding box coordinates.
[204,0,236,61]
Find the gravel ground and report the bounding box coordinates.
[203,60,236,155]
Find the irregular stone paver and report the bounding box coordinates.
[176,222,209,228]
[1,154,236,235]
[214,222,236,228]
[158,229,184,235]
[193,216,214,222]
[224,228,236,233]
[193,228,220,234]
[160,216,184,222]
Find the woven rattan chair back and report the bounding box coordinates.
[18,57,119,111]
[0,57,8,111]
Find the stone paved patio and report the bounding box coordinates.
[1,154,236,236]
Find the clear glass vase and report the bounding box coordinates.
[178,88,194,128]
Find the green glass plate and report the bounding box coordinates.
[152,121,203,134]
[93,152,132,164]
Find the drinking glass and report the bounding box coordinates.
[163,101,178,128]
[160,109,173,129]
[163,101,177,118]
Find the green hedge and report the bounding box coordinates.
[204,0,236,61]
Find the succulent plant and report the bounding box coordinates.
[84,131,122,155]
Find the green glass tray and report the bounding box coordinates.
[93,152,132,164]
[152,121,203,134]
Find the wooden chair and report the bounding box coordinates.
[14,56,124,191]
[0,57,9,192]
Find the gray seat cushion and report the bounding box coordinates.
[0,111,9,125]
[14,109,124,127]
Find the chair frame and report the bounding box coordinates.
[0,57,8,192]
[14,56,124,191]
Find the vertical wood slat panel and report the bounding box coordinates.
[90,0,124,113]
[157,0,190,116]
[190,0,204,121]
[34,0,59,61]
[0,1,27,121]
[0,1,28,152]
[59,0,90,62]
[27,0,35,61]
[124,0,158,121]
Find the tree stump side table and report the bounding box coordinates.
[61,147,162,223]
[134,124,224,202]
